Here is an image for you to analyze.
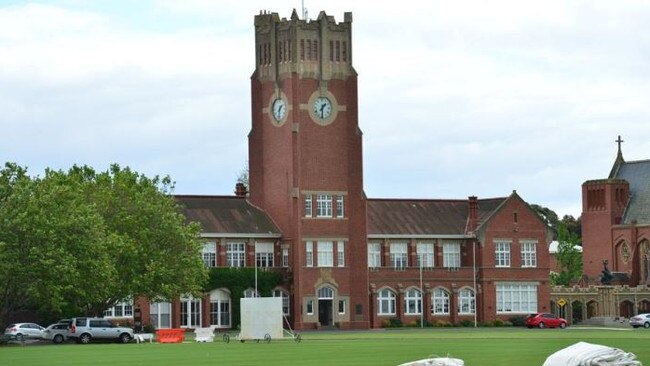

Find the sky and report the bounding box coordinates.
[1,0,650,218]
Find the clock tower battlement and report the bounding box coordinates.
[253,9,354,82]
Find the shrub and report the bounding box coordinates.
[492,319,505,327]
[388,318,403,328]
[508,316,526,327]
[459,319,474,327]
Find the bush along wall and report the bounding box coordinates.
[203,268,283,328]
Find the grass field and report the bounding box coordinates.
[2,327,649,366]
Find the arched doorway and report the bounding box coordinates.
[318,286,334,326]
[638,300,650,313]
[571,300,583,324]
[587,300,599,319]
[619,300,634,318]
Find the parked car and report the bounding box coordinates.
[629,313,650,328]
[4,323,45,341]
[525,313,567,329]
[68,317,133,344]
[42,322,70,344]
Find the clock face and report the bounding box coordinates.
[313,97,332,119]
[272,98,286,122]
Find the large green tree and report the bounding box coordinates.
[0,163,207,325]
[550,222,583,286]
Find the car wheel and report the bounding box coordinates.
[644,322,650,329]
[79,333,92,344]
[560,322,567,329]
[53,334,64,344]
[119,333,131,344]
[538,322,545,329]
[15,333,24,342]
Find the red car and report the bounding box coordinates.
[525,313,567,329]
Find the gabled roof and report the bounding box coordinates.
[613,159,650,224]
[174,195,281,237]
[367,197,507,237]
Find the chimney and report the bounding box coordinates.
[235,183,248,197]
[468,196,478,232]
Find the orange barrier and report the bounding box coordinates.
[156,329,185,343]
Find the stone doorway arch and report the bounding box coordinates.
[587,300,599,319]
[619,300,634,318]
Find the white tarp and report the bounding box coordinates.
[398,358,464,366]
[542,341,642,366]
[239,297,283,340]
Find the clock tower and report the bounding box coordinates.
[249,10,369,330]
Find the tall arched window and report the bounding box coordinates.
[318,286,334,299]
[273,289,290,315]
[378,289,396,315]
[458,288,475,315]
[432,288,450,315]
[404,288,422,315]
[209,289,231,328]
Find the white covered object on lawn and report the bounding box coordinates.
[194,327,215,342]
[398,357,464,366]
[542,341,641,366]
[240,297,283,340]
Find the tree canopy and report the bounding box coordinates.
[0,163,207,326]
[550,222,583,286]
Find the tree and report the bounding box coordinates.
[561,214,581,238]
[530,204,560,234]
[236,161,249,190]
[550,222,583,286]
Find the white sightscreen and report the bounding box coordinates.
[239,297,283,340]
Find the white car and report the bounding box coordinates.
[43,322,70,343]
[629,313,650,328]
[4,323,45,341]
[68,317,133,344]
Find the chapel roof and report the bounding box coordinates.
[613,159,650,225]
[174,195,281,236]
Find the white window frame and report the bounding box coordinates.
[304,195,312,217]
[496,283,538,314]
[180,295,201,328]
[417,242,434,268]
[404,288,422,315]
[202,241,217,268]
[149,301,171,329]
[317,241,333,267]
[337,241,345,267]
[432,288,450,315]
[306,299,314,315]
[338,299,346,314]
[306,241,313,267]
[521,240,537,268]
[209,289,231,328]
[226,242,245,268]
[336,195,344,218]
[458,288,475,315]
[390,242,408,270]
[282,248,289,268]
[243,288,259,298]
[316,194,333,217]
[273,289,290,315]
[255,242,274,268]
[442,242,460,268]
[377,289,396,315]
[103,298,133,318]
[368,243,381,268]
[495,241,511,268]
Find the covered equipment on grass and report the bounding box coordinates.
[239,297,283,341]
[542,341,641,366]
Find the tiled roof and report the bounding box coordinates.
[615,159,650,224]
[174,195,280,236]
[367,197,507,236]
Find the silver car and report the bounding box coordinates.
[4,323,45,341]
[42,322,69,344]
[629,313,650,328]
[68,317,133,344]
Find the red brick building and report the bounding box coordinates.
[120,10,552,331]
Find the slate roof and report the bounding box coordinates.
[367,197,507,236]
[174,195,280,236]
[614,159,650,225]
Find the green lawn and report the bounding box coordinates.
[2,327,649,366]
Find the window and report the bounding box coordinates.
[458,288,475,315]
[495,241,511,267]
[521,241,537,268]
[368,243,381,268]
[103,298,133,318]
[306,299,313,315]
[390,242,408,270]
[312,40,318,60]
[417,242,434,268]
[496,283,538,313]
[300,39,305,60]
[255,242,274,268]
[209,289,231,328]
[243,288,258,298]
[282,248,289,267]
[180,296,201,328]
[404,288,422,315]
[342,41,347,61]
[317,241,333,267]
[377,289,396,315]
[338,300,346,314]
[273,289,290,315]
[306,241,313,267]
[318,286,334,299]
[316,194,333,217]
[306,40,312,61]
[202,241,217,267]
[335,41,340,61]
[329,40,334,61]
[150,302,171,329]
[337,241,345,267]
[442,243,460,268]
[304,195,312,217]
[432,288,450,315]
[336,195,344,218]
[226,242,245,268]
